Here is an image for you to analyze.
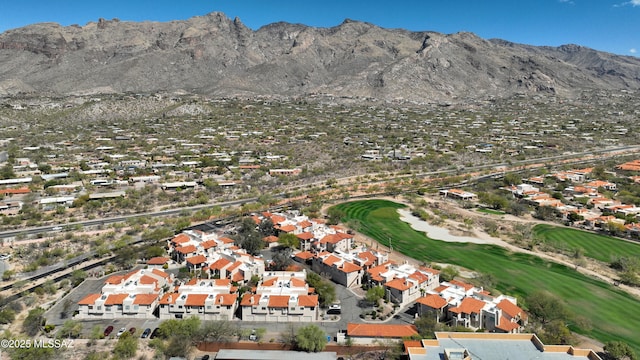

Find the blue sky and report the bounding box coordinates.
[0,0,638,56]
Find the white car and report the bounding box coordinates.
[327,304,341,315]
[116,328,126,337]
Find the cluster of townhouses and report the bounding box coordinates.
[415,279,527,333]
[76,210,526,334]
[504,166,640,237]
[76,268,172,319]
[258,211,527,333]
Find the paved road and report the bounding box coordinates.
[0,198,257,239]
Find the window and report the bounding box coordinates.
[97,306,101,310]
[207,306,212,309]
[134,305,139,310]
[125,306,130,310]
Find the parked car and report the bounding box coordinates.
[249,329,257,341]
[104,326,114,337]
[128,327,136,335]
[149,328,160,339]
[327,304,341,315]
[201,356,210,360]
[141,328,151,338]
[116,327,126,337]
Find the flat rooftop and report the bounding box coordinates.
[407,332,601,360]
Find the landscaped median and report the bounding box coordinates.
[332,199,640,354]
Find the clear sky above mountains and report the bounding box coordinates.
[0,0,637,56]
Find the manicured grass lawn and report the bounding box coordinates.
[476,208,506,215]
[533,224,640,263]
[334,199,640,352]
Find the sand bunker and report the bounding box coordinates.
[397,208,495,244]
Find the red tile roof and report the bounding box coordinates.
[289,278,307,288]
[434,285,449,293]
[185,278,199,286]
[262,278,278,287]
[319,232,353,244]
[297,295,318,307]
[298,220,312,228]
[215,278,232,286]
[139,275,159,285]
[409,271,430,284]
[0,188,30,195]
[171,234,190,245]
[185,294,209,307]
[496,315,520,332]
[347,323,418,338]
[78,293,101,305]
[147,257,170,265]
[240,293,261,306]
[497,299,526,320]
[232,271,244,282]
[201,240,217,249]
[151,268,170,279]
[219,237,235,244]
[186,254,207,265]
[367,261,394,282]
[104,270,136,285]
[385,278,412,291]
[279,225,296,233]
[357,251,377,266]
[105,294,128,305]
[296,232,314,240]
[263,235,279,243]
[449,297,485,315]
[449,280,474,292]
[270,215,286,224]
[216,293,238,306]
[226,261,242,272]
[159,293,178,305]
[133,293,159,305]
[294,251,314,260]
[416,294,448,309]
[339,261,362,273]
[210,258,232,270]
[323,255,341,266]
[175,245,197,254]
[268,295,290,308]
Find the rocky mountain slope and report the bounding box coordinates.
[1,12,639,102]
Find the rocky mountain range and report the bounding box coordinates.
[1,12,639,102]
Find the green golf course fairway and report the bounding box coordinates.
[333,199,640,351]
[533,224,640,263]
